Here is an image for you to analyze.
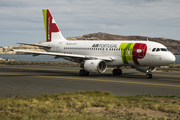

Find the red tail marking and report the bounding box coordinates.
[47,9,59,42]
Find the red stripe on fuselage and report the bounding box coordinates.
[133,43,147,65]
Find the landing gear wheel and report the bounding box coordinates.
[146,74,152,79]
[118,69,122,75]
[112,69,122,75]
[79,69,85,76]
[79,69,89,76]
[113,69,118,75]
[85,71,89,76]
[149,74,152,78]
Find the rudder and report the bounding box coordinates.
[42,9,66,42]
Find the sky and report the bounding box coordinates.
[1,0,180,46]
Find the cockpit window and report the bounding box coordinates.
[156,48,160,52]
[152,48,156,52]
[152,48,169,52]
[161,48,168,51]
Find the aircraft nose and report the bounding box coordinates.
[167,53,176,63]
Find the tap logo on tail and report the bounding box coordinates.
[43,9,60,42]
[120,43,147,65]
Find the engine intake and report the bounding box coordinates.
[83,60,107,73]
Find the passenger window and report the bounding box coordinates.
[152,48,156,52]
[156,48,160,52]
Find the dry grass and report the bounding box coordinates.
[0,91,180,120]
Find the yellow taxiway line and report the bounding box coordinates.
[0,72,180,88]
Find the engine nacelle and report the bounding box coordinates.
[134,66,156,73]
[83,60,107,73]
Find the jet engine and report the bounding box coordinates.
[134,66,156,73]
[82,60,107,73]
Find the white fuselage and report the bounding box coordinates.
[40,40,176,67]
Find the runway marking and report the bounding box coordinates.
[158,79,180,82]
[0,72,180,88]
[0,73,22,75]
[36,75,180,88]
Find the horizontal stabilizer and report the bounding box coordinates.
[17,43,51,49]
[0,47,13,52]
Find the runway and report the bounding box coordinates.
[0,64,180,97]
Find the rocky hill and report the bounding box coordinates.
[0,43,46,55]
[0,33,180,54]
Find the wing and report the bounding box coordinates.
[12,49,113,61]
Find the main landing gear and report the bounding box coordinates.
[112,68,122,75]
[79,69,89,76]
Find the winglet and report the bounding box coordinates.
[42,9,66,42]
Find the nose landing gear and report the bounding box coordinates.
[146,73,152,79]
[146,69,153,79]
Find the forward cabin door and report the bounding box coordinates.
[137,43,147,58]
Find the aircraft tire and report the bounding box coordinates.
[79,69,85,76]
[149,74,152,78]
[118,69,122,75]
[85,71,89,76]
[79,69,89,76]
[112,69,118,75]
[113,69,122,75]
[146,74,152,79]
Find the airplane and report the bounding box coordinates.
[9,9,176,78]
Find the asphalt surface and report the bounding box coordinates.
[0,64,180,97]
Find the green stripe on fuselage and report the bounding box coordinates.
[119,43,135,64]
